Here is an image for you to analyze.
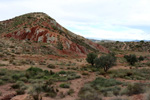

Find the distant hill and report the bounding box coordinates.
[90,39,116,43]
[123,40,150,42]
[0,12,109,56]
[98,41,150,52]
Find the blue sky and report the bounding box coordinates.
[0,0,150,41]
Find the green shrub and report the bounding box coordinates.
[47,64,55,69]
[113,89,120,96]
[124,83,145,96]
[0,80,4,85]
[0,53,5,58]
[45,92,57,98]
[42,80,58,98]
[39,61,46,65]
[124,54,137,65]
[52,25,58,30]
[59,91,66,98]
[42,80,55,92]
[59,71,66,74]
[0,69,7,76]
[67,89,74,95]
[1,76,12,82]
[138,56,144,62]
[100,86,121,96]
[28,83,43,100]
[12,81,25,89]
[25,67,43,79]
[60,83,70,88]
[75,75,81,79]
[82,72,89,75]
[135,62,144,67]
[57,41,63,50]
[49,70,55,75]
[0,64,6,66]
[16,89,25,95]
[98,70,106,75]
[145,62,150,66]
[20,77,28,82]
[26,67,43,73]
[12,74,20,81]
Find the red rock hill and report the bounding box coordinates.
[0,12,109,55]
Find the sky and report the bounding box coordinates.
[0,0,150,41]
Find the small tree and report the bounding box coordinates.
[124,54,137,65]
[94,53,116,72]
[86,52,97,66]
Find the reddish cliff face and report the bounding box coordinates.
[0,12,109,55]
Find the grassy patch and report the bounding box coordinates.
[79,77,123,98]
[0,67,80,98]
[79,77,148,99]
[108,68,150,80]
[0,67,81,98]
[120,83,145,96]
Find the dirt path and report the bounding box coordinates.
[51,73,96,100]
[69,73,95,100]
[121,42,127,50]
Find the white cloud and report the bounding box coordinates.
[66,23,150,41]
[0,0,150,41]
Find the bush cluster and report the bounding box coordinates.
[124,54,137,65]
[86,52,116,72]
[124,54,145,65]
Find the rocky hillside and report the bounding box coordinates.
[98,41,150,52]
[0,12,108,56]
